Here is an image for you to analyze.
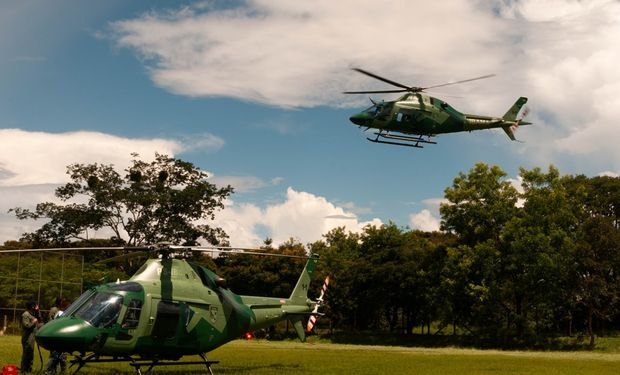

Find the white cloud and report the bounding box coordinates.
[420,198,447,209]
[510,1,620,168]
[111,0,504,108]
[408,197,444,232]
[324,214,357,220]
[178,133,225,153]
[110,0,620,172]
[213,187,382,247]
[0,129,224,242]
[409,209,441,232]
[0,184,59,241]
[0,129,185,186]
[507,176,525,194]
[0,129,366,246]
[333,200,374,215]
[208,174,283,193]
[0,129,226,187]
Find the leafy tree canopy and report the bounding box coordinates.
[11,153,233,247]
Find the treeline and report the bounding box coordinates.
[303,163,620,348]
[2,161,620,349]
[211,163,620,348]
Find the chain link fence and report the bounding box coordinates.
[0,251,84,335]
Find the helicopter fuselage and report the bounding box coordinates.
[349,93,530,147]
[36,257,316,359]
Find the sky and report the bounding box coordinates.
[1,0,619,247]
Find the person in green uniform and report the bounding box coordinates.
[21,301,42,373]
[45,297,69,374]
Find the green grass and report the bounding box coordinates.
[2,335,620,374]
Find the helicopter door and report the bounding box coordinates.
[152,301,180,340]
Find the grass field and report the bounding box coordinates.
[2,335,620,374]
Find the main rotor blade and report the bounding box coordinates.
[0,245,313,259]
[95,251,151,264]
[422,74,495,90]
[351,68,411,90]
[0,247,130,254]
[176,245,310,259]
[343,89,408,94]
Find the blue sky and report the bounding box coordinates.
[1,0,619,246]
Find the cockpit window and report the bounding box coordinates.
[63,289,96,317]
[363,105,378,116]
[74,292,123,328]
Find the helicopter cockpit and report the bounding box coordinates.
[73,292,123,328]
[364,102,392,118]
[36,282,146,353]
[350,102,393,126]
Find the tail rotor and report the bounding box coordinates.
[306,276,330,332]
[502,99,531,142]
[510,106,530,133]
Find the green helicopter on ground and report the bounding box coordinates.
[1,245,324,374]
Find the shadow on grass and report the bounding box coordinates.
[217,363,301,374]
[65,363,301,374]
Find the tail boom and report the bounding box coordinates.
[240,255,319,341]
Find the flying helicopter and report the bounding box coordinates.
[345,68,531,148]
[0,245,324,374]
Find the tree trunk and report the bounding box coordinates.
[515,294,525,339]
[587,307,595,349]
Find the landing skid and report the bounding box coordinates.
[367,132,437,148]
[70,353,218,375]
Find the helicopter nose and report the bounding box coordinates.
[349,112,372,126]
[36,317,101,353]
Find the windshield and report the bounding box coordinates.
[63,289,96,317]
[74,292,123,328]
[363,104,379,116]
[364,102,392,118]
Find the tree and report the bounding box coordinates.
[11,153,233,246]
[440,162,519,247]
[439,164,577,342]
[566,175,620,347]
[215,239,307,297]
[498,166,577,341]
[310,227,363,331]
[573,216,620,348]
[358,223,412,332]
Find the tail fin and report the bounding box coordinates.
[288,254,318,304]
[502,97,528,141]
[503,97,528,122]
[288,254,319,342]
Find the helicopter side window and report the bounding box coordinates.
[152,301,180,340]
[121,299,142,329]
[74,292,123,328]
[396,112,403,122]
[378,103,392,117]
